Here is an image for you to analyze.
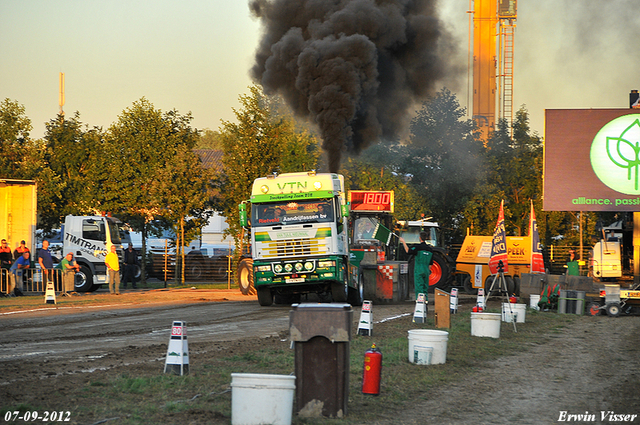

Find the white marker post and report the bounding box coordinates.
[164,321,189,375]
[413,293,427,323]
[44,279,56,304]
[450,288,459,314]
[357,300,373,336]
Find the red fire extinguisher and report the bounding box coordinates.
[362,343,382,395]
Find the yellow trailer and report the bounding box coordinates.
[456,235,532,295]
[0,179,37,259]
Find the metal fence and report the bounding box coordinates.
[146,253,233,283]
[1,268,63,295]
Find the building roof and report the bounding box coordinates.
[194,149,223,172]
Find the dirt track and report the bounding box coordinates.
[2,289,640,424]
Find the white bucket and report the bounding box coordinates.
[529,294,541,310]
[470,312,501,338]
[231,373,296,425]
[502,303,526,323]
[407,330,448,365]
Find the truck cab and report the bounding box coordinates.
[239,171,356,306]
[63,215,123,292]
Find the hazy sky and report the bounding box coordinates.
[1,0,638,141]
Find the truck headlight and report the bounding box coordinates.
[256,265,271,272]
[304,261,314,271]
[274,264,283,273]
[284,263,293,272]
[318,260,335,268]
[295,262,303,271]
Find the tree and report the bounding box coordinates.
[341,150,424,220]
[150,145,214,283]
[0,98,33,178]
[197,128,223,149]
[102,98,202,283]
[461,109,543,237]
[39,113,107,229]
[214,85,320,255]
[401,88,483,242]
[458,107,580,250]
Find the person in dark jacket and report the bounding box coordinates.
[121,243,139,289]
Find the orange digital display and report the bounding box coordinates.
[349,191,394,212]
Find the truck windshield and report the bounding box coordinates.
[252,199,335,227]
[400,226,438,246]
[107,218,122,244]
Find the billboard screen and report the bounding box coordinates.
[544,109,640,211]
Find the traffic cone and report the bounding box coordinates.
[476,288,485,310]
[44,279,56,304]
[413,293,427,323]
[450,288,459,314]
[164,321,189,375]
[357,300,373,336]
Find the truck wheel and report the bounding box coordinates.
[332,271,348,302]
[463,275,478,295]
[237,258,255,295]
[429,251,451,291]
[505,276,515,296]
[75,265,94,292]
[187,262,204,280]
[484,275,498,297]
[606,303,621,317]
[348,276,364,306]
[513,276,521,296]
[257,286,273,306]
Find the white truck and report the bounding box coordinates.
[238,171,360,306]
[62,214,124,292]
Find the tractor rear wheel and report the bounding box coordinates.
[428,251,452,291]
[237,258,255,295]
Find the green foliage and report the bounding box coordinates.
[457,107,571,246]
[0,88,611,256]
[101,98,210,282]
[340,155,423,220]
[39,113,107,228]
[405,88,484,241]
[343,88,482,243]
[0,98,33,178]
[215,85,320,248]
[150,145,214,281]
[197,128,223,149]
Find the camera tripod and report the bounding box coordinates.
[485,261,517,332]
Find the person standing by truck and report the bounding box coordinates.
[58,252,80,296]
[121,243,138,290]
[399,231,434,302]
[105,245,120,295]
[38,240,54,287]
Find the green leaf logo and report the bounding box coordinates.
[590,114,640,195]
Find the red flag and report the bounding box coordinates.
[489,200,509,274]
[529,200,545,273]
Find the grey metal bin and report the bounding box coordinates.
[289,303,353,418]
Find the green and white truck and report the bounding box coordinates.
[238,171,362,306]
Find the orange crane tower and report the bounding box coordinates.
[471,0,517,141]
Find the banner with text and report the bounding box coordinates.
[489,200,509,275]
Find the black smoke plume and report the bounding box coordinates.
[250,0,455,172]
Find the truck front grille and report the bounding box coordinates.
[261,238,327,258]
